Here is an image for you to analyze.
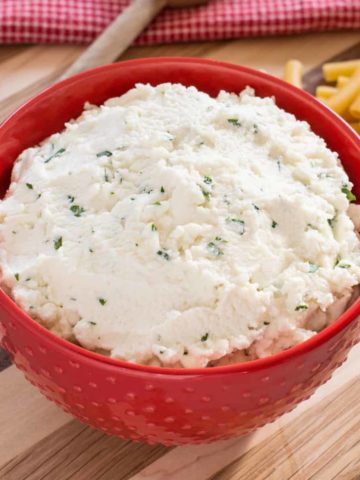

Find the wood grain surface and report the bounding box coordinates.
[0,30,360,480]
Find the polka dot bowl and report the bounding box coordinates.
[0,58,359,445]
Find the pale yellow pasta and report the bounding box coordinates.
[323,60,360,82]
[283,59,303,88]
[349,94,360,119]
[315,85,337,99]
[326,68,360,115]
[336,75,350,88]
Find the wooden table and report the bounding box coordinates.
[0,31,360,480]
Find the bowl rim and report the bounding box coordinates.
[1,56,360,376]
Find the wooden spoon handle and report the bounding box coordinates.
[60,0,167,80]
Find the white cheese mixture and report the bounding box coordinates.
[0,83,360,368]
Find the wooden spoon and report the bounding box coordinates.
[61,0,209,79]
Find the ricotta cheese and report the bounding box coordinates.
[0,83,359,368]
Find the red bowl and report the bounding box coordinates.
[0,58,360,446]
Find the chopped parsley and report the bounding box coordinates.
[67,195,75,203]
[341,185,356,202]
[96,150,112,158]
[227,118,241,127]
[271,220,278,229]
[203,175,213,185]
[201,188,211,201]
[308,263,319,273]
[252,124,259,134]
[26,183,33,190]
[338,263,351,269]
[201,332,209,342]
[44,147,66,164]
[89,321,97,326]
[253,204,260,211]
[226,217,245,235]
[160,186,165,193]
[89,248,94,253]
[14,273,19,281]
[328,216,336,228]
[104,169,110,182]
[295,304,308,312]
[157,250,170,261]
[54,236,63,250]
[151,223,157,231]
[98,298,107,306]
[207,241,224,257]
[70,205,85,217]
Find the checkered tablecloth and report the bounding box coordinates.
[0,0,359,45]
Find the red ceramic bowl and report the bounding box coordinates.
[0,58,360,446]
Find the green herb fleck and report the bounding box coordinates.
[201,333,209,342]
[295,304,308,311]
[26,183,33,190]
[153,201,161,206]
[160,186,165,193]
[67,195,75,203]
[338,263,351,269]
[253,124,259,134]
[226,217,245,235]
[44,147,66,164]
[89,321,97,326]
[203,175,213,185]
[328,216,336,228]
[98,298,107,306]
[227,118,241,127]
[96,150,112,158]
[151,223,157,231]
[14,273,19,281]
[157,250,170,261]
[253,204,260,211]
[89,248,94,253]
[54,236,62,250]
[70,205,85,217]
[271,220,278,229]
[104,169,110,182]
[341,185,356,202]
[201,189,211,201]
[308,263,319,273]
[207,241,224,257]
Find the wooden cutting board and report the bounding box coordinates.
[0,32,360,480]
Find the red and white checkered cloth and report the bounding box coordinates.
[0,0,359,45]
